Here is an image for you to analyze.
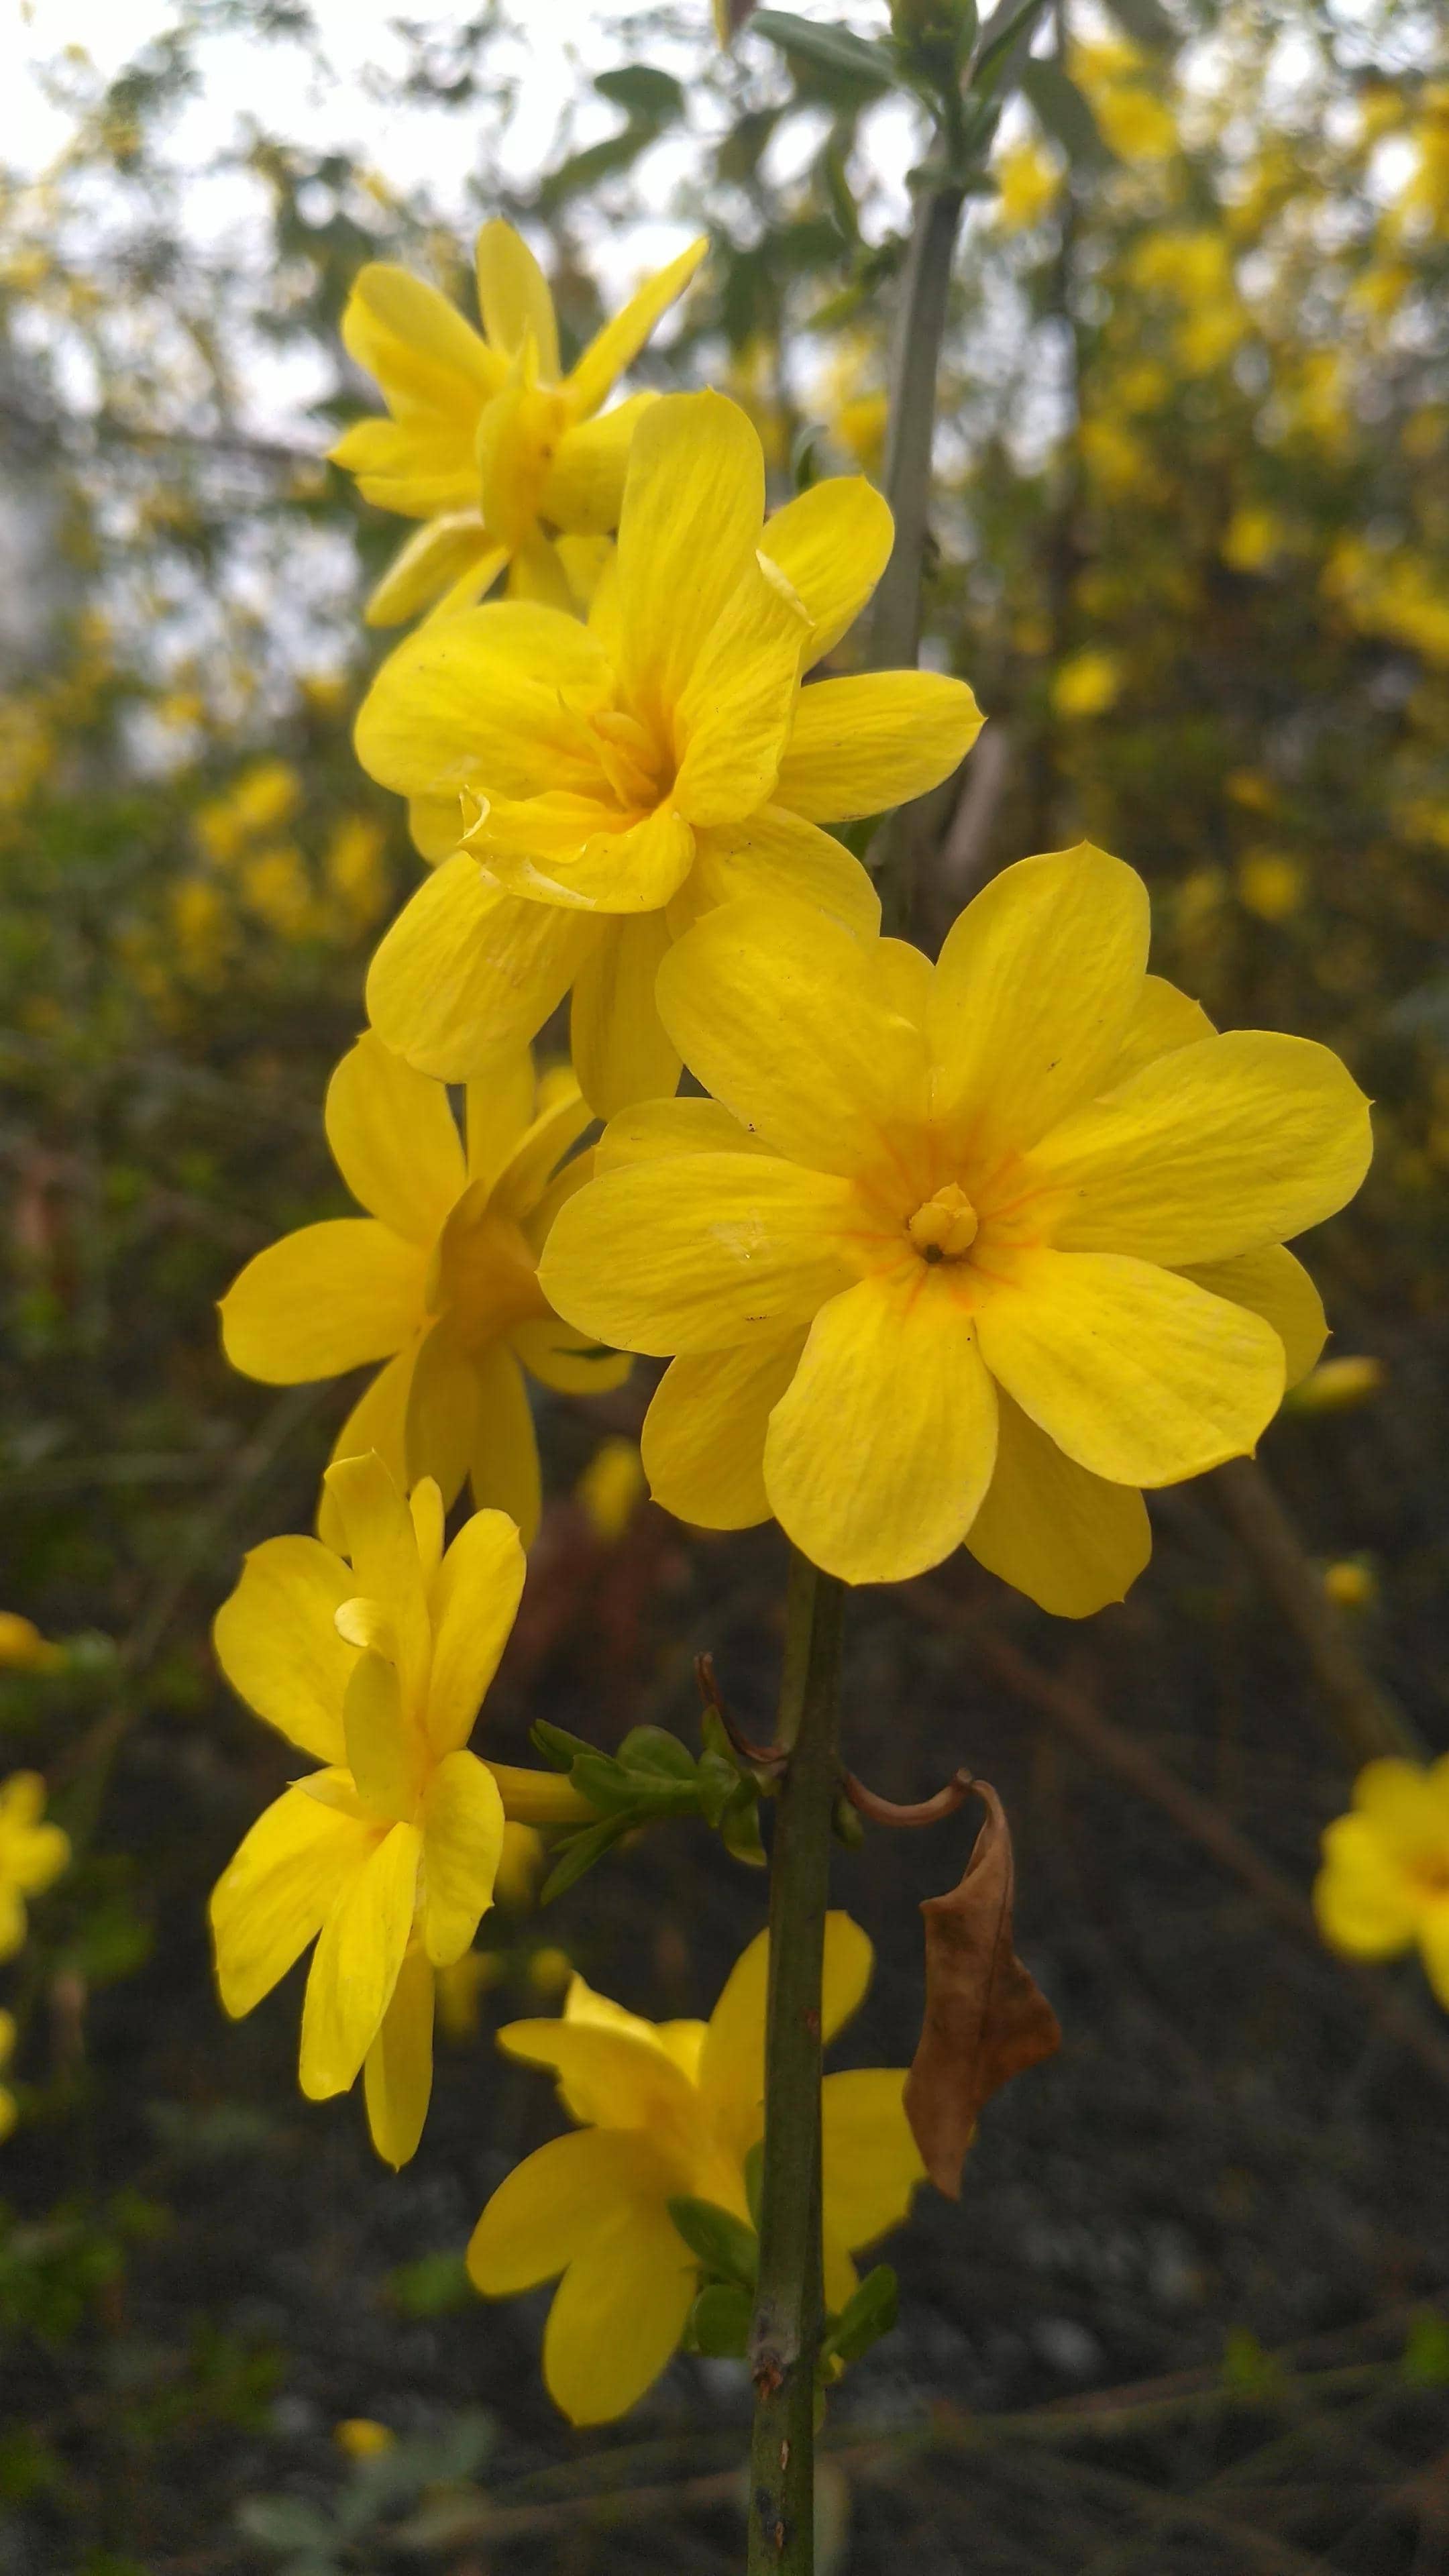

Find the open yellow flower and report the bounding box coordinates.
[0,1773,69,1959]
[219,1032,628,1547]
[331,221,706,625]
[1314,1758,1449,2004]
[539,848,1372,1603]
[467,1913,923,2425]
[355,390,983,1115]
[210,1452,524,2167]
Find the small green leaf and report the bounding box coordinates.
[617,1725,698,1780]
[593,65,685,123]
[539,1817,629,1904]
[750,10,898,92]
[385,2250,473,2320]
[822,2264,898,2369]
[690,2282,753,2357]
[970,0,1052,97]
[667,2196,759,2289]
[530,1720,595,1772]
[1100,0,1177,52]
[721,1786,768,1868]
[1020,59,1115,166]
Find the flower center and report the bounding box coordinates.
[588,707,672,814]
[907,1183,979,1264]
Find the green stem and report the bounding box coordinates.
[746,1549,845,2576]
[868,176,967,938]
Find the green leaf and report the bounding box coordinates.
[750,11,898,93]
[385,2250,473,2319]
[539,1817,629,1904]
[235,2496,335,2554]
[594,66,685,123]
[617,1725,698,1780]
[1020,59,1115,166]
[970,0,1051,97]
[822,2264,898,2369]
[538,130,656,212]
[530,1720,595,1773]
[721,1786,768,1868]
[1100,0,1178,51]
[690,2282,753,2357]
[667,2196,759,2289]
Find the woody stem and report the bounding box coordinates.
[746,1548,845,2576]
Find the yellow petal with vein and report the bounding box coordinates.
[299,1821,421,2098]
[364,1943,434,2168]
[692,807,880,936]
[213,1536,355,1764]
[468,2127,673,2293]
[697,1913,871,2165]
[542,395,654,535]
[466,1341,543,1547]
[542,2197,697,2425]
[642,1334,804,1529]
[319,1342,419,1553]
[220,1221,427,1384]
[366,856,599,1081]
[820,2068,924,2253]
[321,1452,430,1711]
[421,1749,506,1964]
[1102,971,1214,1085]
[1177,1245,1326,1387]
[325,1033,465,1244]
[570,911,681,1117]
[355,601,606,802]
[775,669,982,822]
[614,391,763,720]
[364,516,503,628]
[759,475,892,664]
[496,2015,697,2131]
[565,236,707,417]
[474,220,560,377]
[965,1393,1150,1617]
[426,1508,525,1756]
[210,1784,372,2019]
[673,555,809,827]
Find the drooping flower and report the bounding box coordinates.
[466,1913,923,2424]
[1314,1758,1449,2004]
[209,1452,584,2167]
[355,390,983,1115]
[0,1773,69,1959]
[219,1033,628,1548]
[539,848,1372,1604]
[331,221,706,626]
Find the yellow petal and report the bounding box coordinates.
[1418,1904,1449,2008]
[1176,1246,1326,1388]
[764,1269,999,1584]
[570,911,681,1118]
[421,1749,506,1964]
[411,1477,445,1583]
[565,237,707,417]
[321,1452,431,1711]
[1032,1031,1373,1267]
[614,392,763,722]
[474,220,560,377]
[364,516,504,629]
[497,2015,698,2131]
[1102,971,1214,1085]
[213,1536,354,1764]
[210,1784,373,2019]
[541,2196,698,2424]
[698,1913,871,2165]
[466,1050,537,1190]
[331,416,478,521]
[483,801,696,916]
[299,1821,421,2098]
[965,1393,1150,1617]
[928,845,1149,1160]
[975,1250,1285,1486]
[542,394,654,535]
[541,1152,857,1356]
[366,855,598,1081]
[642,1334,805,1529]
[692,807,881,938]
[1313,1813,1419,1957]
[324,1033,466,1244]
[466,1340,543,1546]
[774,670,983,823]
[409,794,465,861]
[426,1507,526,1756]
[364,1943,435,2168]
[341,1650,419,1823]
[319,1342,419,1552]
[655,896,927,1175]
[468,2126,677,2292]
[820,2068,925,2253]
[354,602,607,803]
[758,475,893,665]
[490,1081,592,1224]
[875,936,933,1030]
[403,1315,478,1512]
[596,1095,767,1172]
[510,1315,632,1397]
[219,1221,427,1384]
[1354,1756,1449,1856]
[673,556,810,828]
[343,262,502,409]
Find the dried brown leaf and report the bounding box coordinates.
[904,1780,1061,2198]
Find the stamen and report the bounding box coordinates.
[908,1183,979,1261]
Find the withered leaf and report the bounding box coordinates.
[904,1781,1061,2198]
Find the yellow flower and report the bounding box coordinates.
[0,1774,70,1958]
[576,1436,646,1542]
[1285,1353,1385,1415]
[466,1913,923,2425]
[0,1613,63,1672]
[1315,1759,1449,2004]
[539,849,1371,1605]
[0,2011,15,2144]
[219,1034,629,1547]
[331,221,706,627]
[334,2417,394,2459]
[358,391,982,1115]
[996,139,1062,231]
[1236,852,1304,922]
[210,1452,527,2166]
[494,1819,545,1909]
[1323,1559,1376,1610]
[1052,649,1122,719]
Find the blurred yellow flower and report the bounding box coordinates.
[210,1455,523,2166]
[467,1914,923,2424]
[1285,1354,1385,1415]
[1323,1560,1376,1610]
[360,392,980,1115]
[1315,1759,1449,2003]
[332,221,706,626]
[196,761,302,863]
[323,815,389,936]
[219,1033,629,1546]
[526,1945,574,1997]
[1236,852,1305,922]
[434,1947,504,2041]
[1222,508,1287,574]
[0,1613,63,1672]
[1074,40,1177,162]
[541,851,1368,1603]
[996,139,1061,231]
[334,2418,394,2459]
[1053,650,1122,719]
[576,1437,646,1542]
[0,1774,69,1957]
[494,1819,545,1911]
